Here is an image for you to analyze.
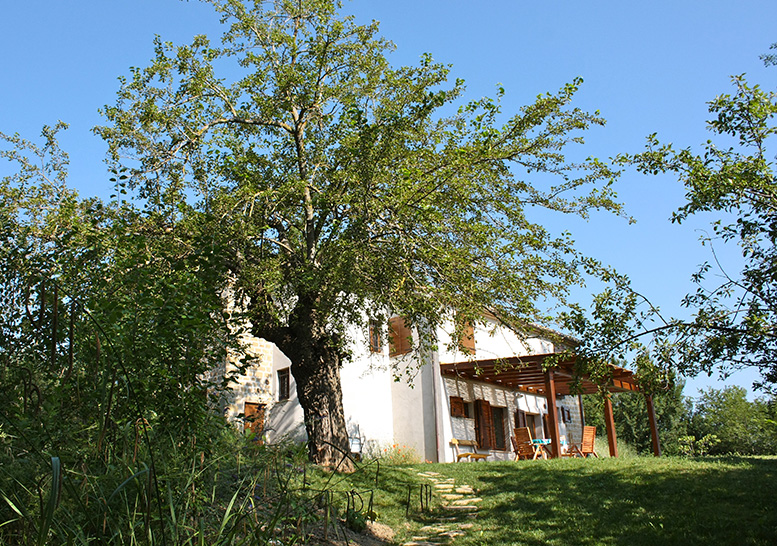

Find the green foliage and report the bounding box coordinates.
[95,0,624,464]
[688,386,777,455]
[678,434,721,457]
[0,121,290,543]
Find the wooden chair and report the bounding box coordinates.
[450,438,471,462]
[451,438,489,461]
[568,426,599,458]
[512,427,544,460]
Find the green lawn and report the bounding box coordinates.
[341,456,777,545]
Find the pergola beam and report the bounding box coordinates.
[603,395,618,457]
[543,369,562,458]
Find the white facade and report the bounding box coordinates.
[259,313,583,462]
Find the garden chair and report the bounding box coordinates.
[568,426,599,458]
[451,438,489,461]
[513,427,544,460]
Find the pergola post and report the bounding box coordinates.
[603,394,618,457]
[645,393,662,457]
[543,368,562,458]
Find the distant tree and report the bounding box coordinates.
[96,0,623,467]
[689,386,777,455]
[761,42,777,67]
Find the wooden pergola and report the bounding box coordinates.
[440,354,662,458]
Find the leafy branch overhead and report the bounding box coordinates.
[604,73,777,390]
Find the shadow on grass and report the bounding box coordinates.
[433,456,777,546]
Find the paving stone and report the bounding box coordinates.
[441,494,464,500]
[452,497,482,505]
[442,505,478,511]
[419,525,450,533]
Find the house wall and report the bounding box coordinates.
[437,314,561,364]
[266,346,303,442]
[339,349,396,456]
[221,333,276,435]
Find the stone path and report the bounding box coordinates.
[402,471,480,546]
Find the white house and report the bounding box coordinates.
[251,312,642,463]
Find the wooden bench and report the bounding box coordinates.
[451,438,489,461]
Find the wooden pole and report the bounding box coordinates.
[603,394,618,457]
[543,369,561,458]
[645,393,662,457]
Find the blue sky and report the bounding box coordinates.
[2,0,776,399]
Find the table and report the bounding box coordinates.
[532,438,568,458]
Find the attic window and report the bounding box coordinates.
[455,314,476,354]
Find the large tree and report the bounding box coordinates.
[97,0,623,467]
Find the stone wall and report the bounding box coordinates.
[220,333,275,434]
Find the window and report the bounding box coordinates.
[450,396,468,418]
[277,368,290,401]
[492,407,507,451]
[369,320,382,353]
[388,316,412,357]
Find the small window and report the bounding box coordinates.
[277,368,290,401]
[369,320,382,353]
[450,396,466,418]
[388,316,412,357]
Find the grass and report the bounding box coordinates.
[334,455,777,546]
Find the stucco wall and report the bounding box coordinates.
[266,345,303,442]
[436,314,561,364]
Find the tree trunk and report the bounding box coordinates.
[291,349,354,472]
[270,300,354,472]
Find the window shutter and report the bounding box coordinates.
[455,314,476,354]
[388,316,412,357]
[474,399,495,450]
[450,396,466,417]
